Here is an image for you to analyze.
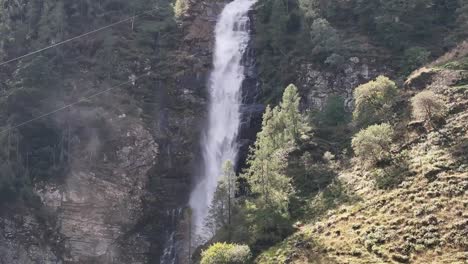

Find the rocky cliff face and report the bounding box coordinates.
[0,0,226,263]
[298,56,394,110]
[0,0,405,263]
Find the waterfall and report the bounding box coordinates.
[189,0,256,242]
[160,208,183,264]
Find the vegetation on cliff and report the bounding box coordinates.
[202,42,468,263]
[254,0,468,102]
[0,0,179,206]
[1,0,467,263]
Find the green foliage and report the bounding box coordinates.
[287,151,337,219]
[278,84,312,142]
[298,0,460,52]
[269,0,289,51]
[254,0,309,102]
[317,95,350,126]
[205,161,238,237]
[0,0,176,208]
[243,84,310,245]
[372,152,410,189]
[201,243,252,264]
[244,199,294,247]
[324,53,345,69]
[290,151,336,195]
[305,179,357,219]
[441,56,468,70]
[309,18,341,61]
[454,0,468,40]
[411,91,447,122]
[352,123,394,167]
[352,76,399,127]
[402,47,431,75]
[245,122,292,226]
[373,164,408,190]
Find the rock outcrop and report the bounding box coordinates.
[298,56,394,110]
[0,0,227,263]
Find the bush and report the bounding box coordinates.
[373,165,407,189]
[318,95,350,126]
[305,179,357,219]
[310,18,341,60]
[201,243,252,264]
[402,47,431,75]
[411,91,446,122]
[325,53,345,69]
[174,0,189,18]
[352,123,394,167]
[352,76,399,127]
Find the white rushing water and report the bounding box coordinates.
[189,0,256,241]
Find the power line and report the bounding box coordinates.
[0,8,158,67]
[0,73,150,135]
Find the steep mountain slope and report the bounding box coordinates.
[256,46,468,264]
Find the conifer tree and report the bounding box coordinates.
[243,84,310,243]
[205,161,237,238]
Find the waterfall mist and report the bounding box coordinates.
[189,0,256,242]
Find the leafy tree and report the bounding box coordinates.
[352,76,399,127]
[411,91,447,123]
[351,123,394,168]
[201,243,252,264]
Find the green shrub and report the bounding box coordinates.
[201,243,252,264]
[352,123,394,167]
[352,76,399,127]
[373,165,407,189]
[318,95,350,126]
[305,179,357,219]
[402,47,431,75]
[325,53,345,69]
[309,18,341,60]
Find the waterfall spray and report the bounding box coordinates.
[189,0,256,242]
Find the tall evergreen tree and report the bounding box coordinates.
[205,161,237,238]
[244,84,310,244]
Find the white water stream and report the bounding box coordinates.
[189,0,256,241]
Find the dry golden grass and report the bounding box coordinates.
[256,55,468,264]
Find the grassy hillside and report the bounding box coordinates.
[255,45,468,264]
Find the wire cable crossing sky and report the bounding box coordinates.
[0,8,158,67]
